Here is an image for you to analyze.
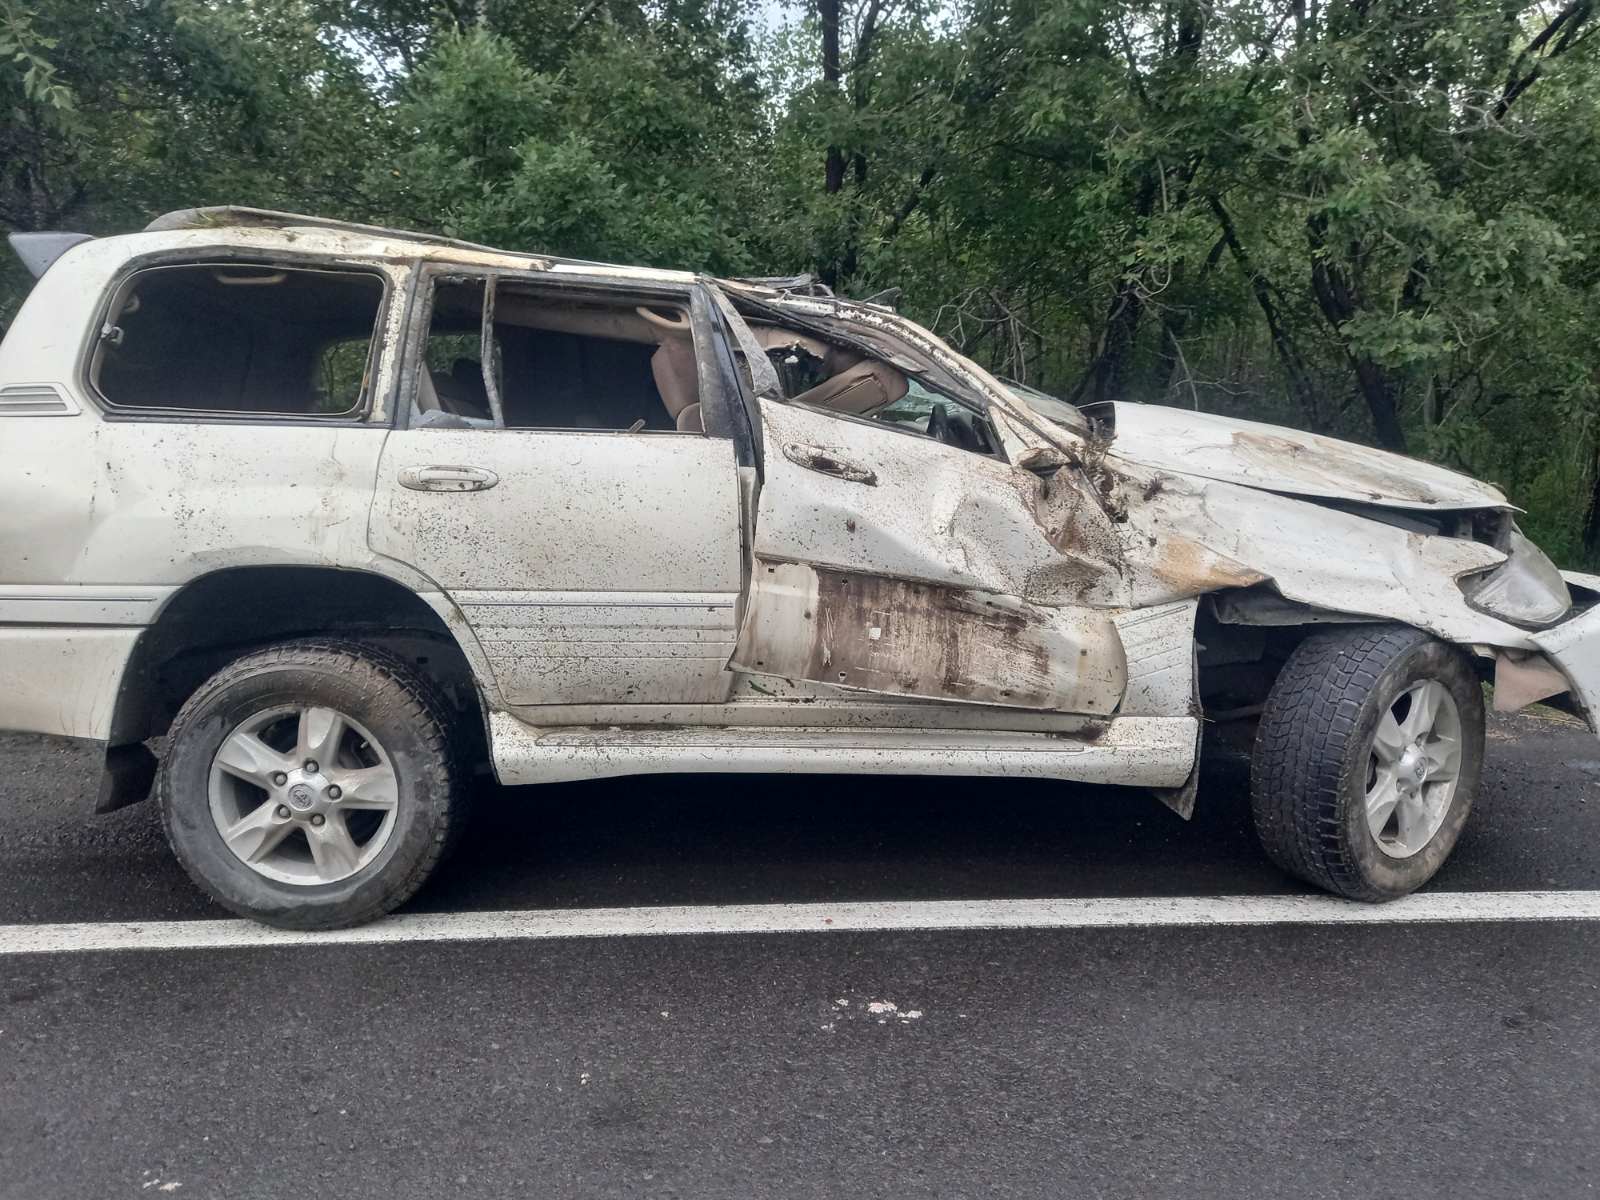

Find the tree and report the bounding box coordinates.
[2,0,1598,561]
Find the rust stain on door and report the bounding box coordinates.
[731,560,1127,714]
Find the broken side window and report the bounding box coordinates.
[410,274,709,435]
[754,323,1000,457]
[92,264,386,418]
[412,278,495,425]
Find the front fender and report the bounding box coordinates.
[1117,469,1533,650]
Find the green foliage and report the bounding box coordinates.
[0,0,72,108]
[377,25,760,269]
[2,0,1599,561]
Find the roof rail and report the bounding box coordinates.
[145,207,830,301]
[727,273,835,298]
[144,206,550,262]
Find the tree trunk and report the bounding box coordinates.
[1306,218,1407,450]
[1584,440,1600,555]
[1211,198,1322,429]
[1352,356,1406,450]
[820,0,844,196]
[1088,284,1146,406]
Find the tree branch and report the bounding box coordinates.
[1493,0,1595,121]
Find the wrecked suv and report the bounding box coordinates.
[2,208,1596,928]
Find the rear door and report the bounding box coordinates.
[367,270,747,707]
[712,293,1128,716]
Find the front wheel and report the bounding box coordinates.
[157,639,462,929]
[1250,625,1485,901]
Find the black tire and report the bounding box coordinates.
[1250,624,1485,901]
[157,639,461,929]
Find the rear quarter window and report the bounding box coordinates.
[91,264,386,419]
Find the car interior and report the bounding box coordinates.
[413,278,997,454]
[93,264,385,416]
[750,321,999,455]
[414,279,704,432]
[89,263,1001,457]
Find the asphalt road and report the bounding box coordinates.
[3,710,1600,1198]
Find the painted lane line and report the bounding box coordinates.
[4,891,1600,956]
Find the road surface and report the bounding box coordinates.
[3,710,1599,1198]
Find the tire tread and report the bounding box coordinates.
[157,638,461,929]
[1250,624,1437,901]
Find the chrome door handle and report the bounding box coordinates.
[398,465,499,492]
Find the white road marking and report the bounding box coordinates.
[3,891,1600,955]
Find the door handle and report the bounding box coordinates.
[781,442,878,486]
[398,465,500,492]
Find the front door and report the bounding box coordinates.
[368,270,745,706]
[714,296,1127,716]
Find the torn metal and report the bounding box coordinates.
[731,560,1127,714]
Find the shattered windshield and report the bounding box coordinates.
[1004,379,1090,434]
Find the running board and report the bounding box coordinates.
[488,713,1198,787]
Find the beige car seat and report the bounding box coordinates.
[791,360,909,415]
[650,336,700,429]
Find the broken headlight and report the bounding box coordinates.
[1459,525,1572,628]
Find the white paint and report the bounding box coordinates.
[487,711,1198,787]
[729,558,1129,715]
[1099,401,1508,510]
[1121,466,1528,647]
[5,891,1600,956]
[1111,600,1198,716]
[2,211,1595,815]
[0,583,174,625]
[750,398,1065,599]
[0,626,141,740]
[1533,576,1600,732]
[371,428,746,706]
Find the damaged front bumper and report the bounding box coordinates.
[1527,571,1600,733]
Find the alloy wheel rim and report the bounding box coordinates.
[1365,680,1462,859]
[207,705,399,885]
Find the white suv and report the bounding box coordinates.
[2,207,1595,928]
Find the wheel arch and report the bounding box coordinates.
[100,565,491,811]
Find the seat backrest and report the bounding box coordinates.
[790,359,909,415]
[415,365,442,413]
[429,358,491,421]
[650,337,699,420]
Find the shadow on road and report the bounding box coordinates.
[415,748,1280,911]
[4,709,1595,923]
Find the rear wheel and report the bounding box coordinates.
[157,639,461,929]
[1250,625,1484,901]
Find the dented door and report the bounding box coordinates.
[730,394,1127,715]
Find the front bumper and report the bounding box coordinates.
[1529,571,1600,733]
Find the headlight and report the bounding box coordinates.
[1460,525,1572,627]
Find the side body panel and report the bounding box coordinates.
[487,711,1198,787]
[369,429,745,705]
[0,627,141,740]
[733,560,1126,714]
[733,397,1128,715]
[0,422,391,587]
[0,244,415,741]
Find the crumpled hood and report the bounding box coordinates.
[1095,402,1509,511]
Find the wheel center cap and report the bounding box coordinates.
[286,782,316,810]
[1396,745,1428,788]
